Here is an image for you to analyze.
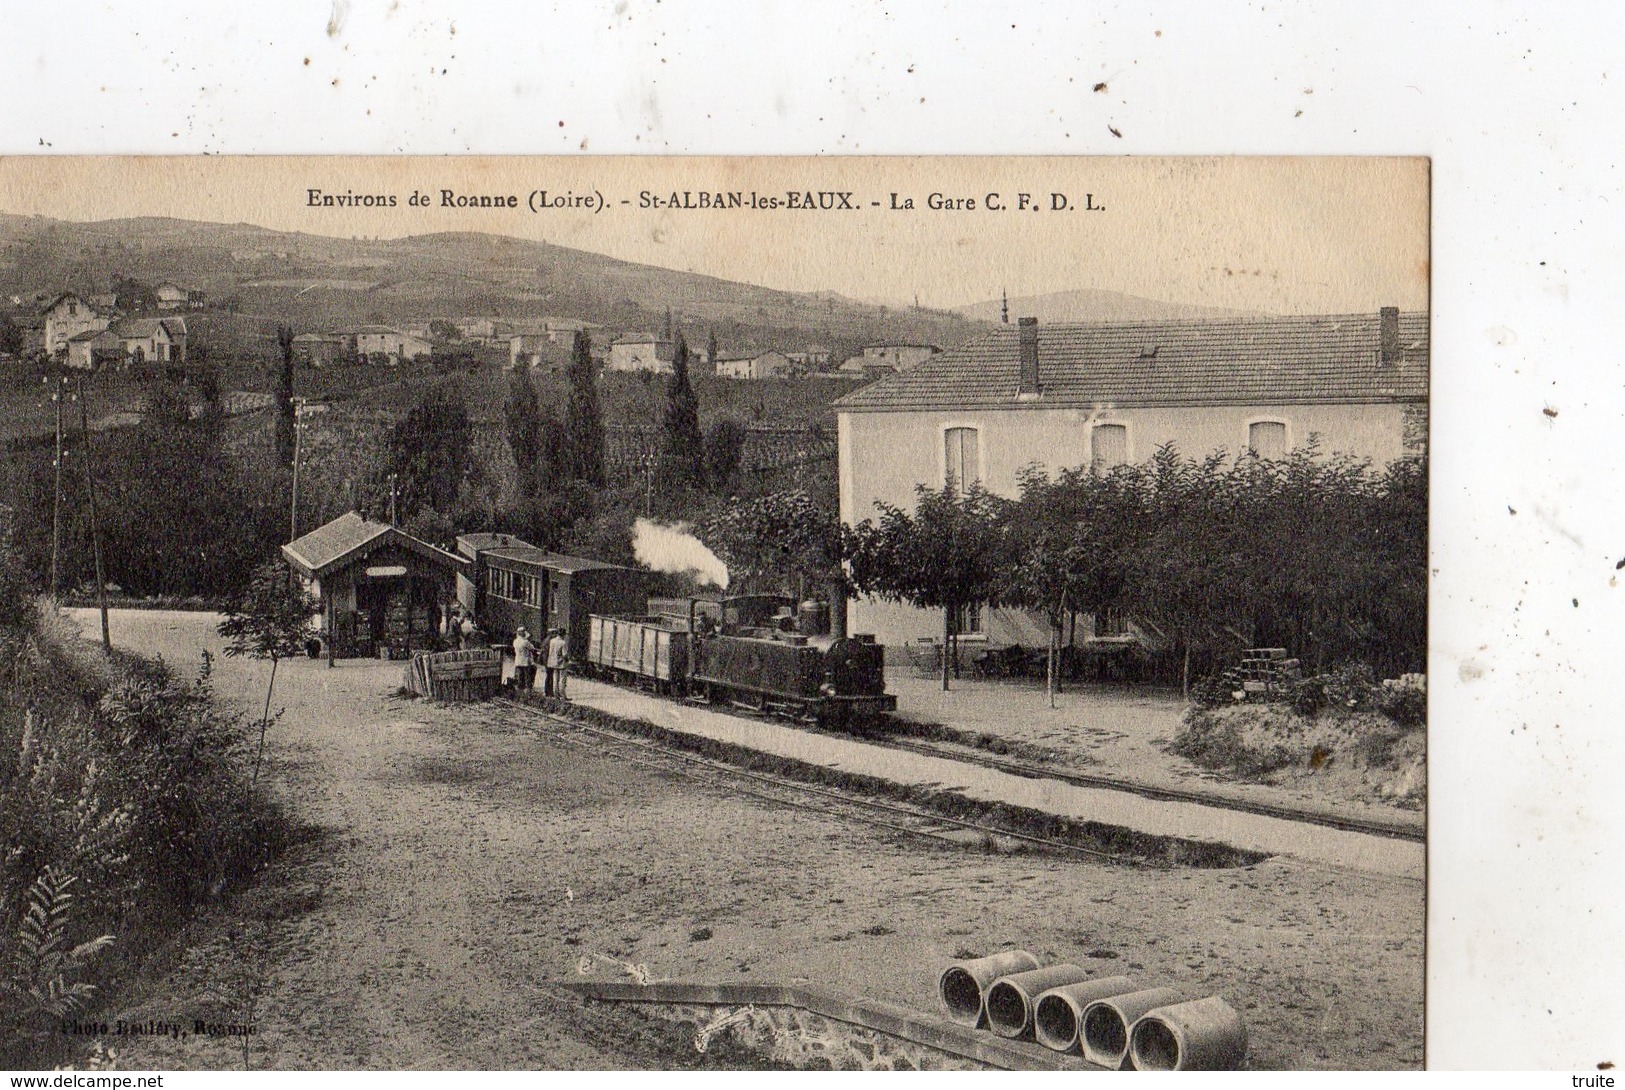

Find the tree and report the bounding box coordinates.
[702,489,846,627]
[390,381,473,517]
[563,330,605,487]
[704,418,747,492]
[1117,446,1250,697]
[0,315,24,357]
[504,367,546,499]
[706,329,719,375]
[662,333,704,489]
[429,318,462,342]
[217,560,314,786]
[274,325,296,469]
[846,483,1009,690]
[1001,465,1142,705]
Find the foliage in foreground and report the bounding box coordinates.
[1,562,293,1065]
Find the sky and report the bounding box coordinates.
[0,156,1428,315]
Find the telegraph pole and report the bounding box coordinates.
[388,473,399,526]
[77,373,110,652]
[289,397,304,543]
[47,374,65,600]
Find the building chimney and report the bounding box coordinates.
[1018,317,1040,396]
[1379,306,1400,366]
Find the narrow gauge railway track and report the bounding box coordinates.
[489,703,1166,869]
[856,726,1426,844]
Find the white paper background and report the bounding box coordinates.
[3,1,1621,1070]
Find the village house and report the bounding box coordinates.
[353,325,432,363]
[64,316,187,370]
[608,332,675,374]
[784,345,832,373]
[542,317,602,344]
[42,292,110,356]
[860,342,941,373]
[834,308,1429,647]
[153,282,190,311]
[715,349,792,380]
[508,333,571,371]
[292,332,349,367]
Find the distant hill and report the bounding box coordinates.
[956,288,1258,325]
[0,213,989,361]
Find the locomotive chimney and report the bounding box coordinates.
[1018,317,1041,397]
[1379,306,1400,366]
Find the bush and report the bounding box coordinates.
[1,613,292,1067]
[1190,673,1242,709]
[1376,673,1427,727]
[1290,674,1329,717]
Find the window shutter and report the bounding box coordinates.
[1091,424,1127,472]
[1249,421,1288,459]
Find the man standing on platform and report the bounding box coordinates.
[545,627,569,698]
[512,626,537,691]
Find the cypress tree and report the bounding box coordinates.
[662,333,705,488]
[504,367,546,497]
[563,329,605,487]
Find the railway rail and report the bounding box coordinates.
[487,702,1164,869]
[849,725,1426,845]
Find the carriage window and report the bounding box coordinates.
[1091,423,1128,473]
[944,427,980,491]
[1249,420,1288,460]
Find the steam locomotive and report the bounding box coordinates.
[584,594,896,727]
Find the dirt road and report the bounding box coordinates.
[77,611,1423,1070]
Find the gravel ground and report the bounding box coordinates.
[887,673,1425,831]
[70,610,1424,1071]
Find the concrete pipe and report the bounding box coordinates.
[1080,986,1184,1069]
[937,950,1041,1028]
[1129,996,1248,1071]
[1031,976,1138,1053]
[983,964,1091,1040]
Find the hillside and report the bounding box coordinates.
[956,287,1257,324]
[0,213,987,359]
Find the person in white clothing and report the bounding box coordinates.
[512,627,537,691]
[544,628,569,698]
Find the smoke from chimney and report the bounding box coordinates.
[1380,306,1400,366]
[631,518,730,588]
[1018,316,1040,396]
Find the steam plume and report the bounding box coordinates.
[631,518,730,589]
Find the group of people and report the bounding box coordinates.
[446,607,570,698]
[512,624,570,697]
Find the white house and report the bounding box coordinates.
[835,309,1429,647]
[608,333,675,374]
[354,326,432,362]
[715,350,792,380]
[861,343,941,372]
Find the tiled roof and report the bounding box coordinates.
[283,511,465,578]
[834,311,1428,413]
[110,317,186,340]
[284,512,392,573]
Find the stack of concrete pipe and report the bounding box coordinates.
[936,952,1247,1070]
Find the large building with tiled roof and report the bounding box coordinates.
[834,307,1428,646]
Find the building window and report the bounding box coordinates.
[1091,423,1128,473]
[1093,608,1129,638]
[944,426,980,491]
[951,602,984,637]
[1248,420,1288,460]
